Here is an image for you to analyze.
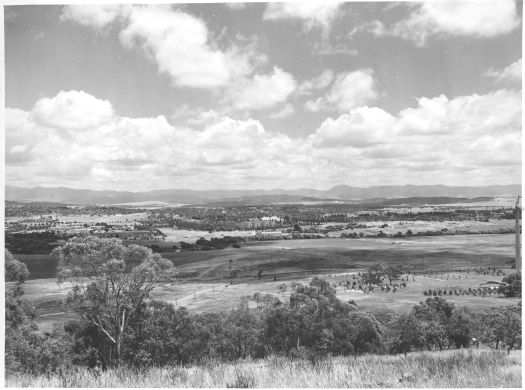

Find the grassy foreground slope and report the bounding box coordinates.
[7,349,521,388]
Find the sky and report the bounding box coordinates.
[4,0,523,191]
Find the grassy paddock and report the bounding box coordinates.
[6,349,521,388]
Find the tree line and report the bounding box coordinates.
[5,237,522,376]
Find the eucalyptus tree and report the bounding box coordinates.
[53,236,176,367]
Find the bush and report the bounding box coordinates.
[498,272,521,297]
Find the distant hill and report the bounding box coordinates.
[5,184,521,205]
[358,196,494,207]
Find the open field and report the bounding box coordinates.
[327,219,514,237]
[6,348,521,388]
[25,233,519,331]
[17,233,514,280]
[159,228,259,243]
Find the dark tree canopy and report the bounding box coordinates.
[498,272,521,297]
[5,249,29,284]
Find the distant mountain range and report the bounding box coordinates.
[5,184,521,206]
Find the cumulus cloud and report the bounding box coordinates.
[60,5,130,28]
[309,107,395,148]
[5,89,521,190]
[60,5,302,112]
[5,91,307,190]
[310,89,521,148]
[263,1,344,32]
[308,89,521,184]
[354,0,520,46]
[228,67,297,110]
[120,5,256,88]
[485,59,522,84]
[397,89,522,136]
[61,4,261,89]
[305,70,378,112]
[32,90,114,130]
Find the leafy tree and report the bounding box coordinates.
[413,297,455,323]
[5,250,38,373]
[383,264,405,285]
[411,297,456,350]
[482,305,521,353]
[388,314,427,356]
[5,250,72,375]
[5,249,30,283]
[259,278,376,358]
[63,320,112,369]
[347,311,383,354]
[498,272,521,297]
[446,307,474,348]
[501,306,522,353]
[122,300,198,367]
[362,264,383,287]
[53,236,177,367]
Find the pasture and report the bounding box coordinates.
[26,234,519,331]
[326,218,514,238]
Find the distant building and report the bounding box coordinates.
[479,281,505,290]
[261,216,283,223]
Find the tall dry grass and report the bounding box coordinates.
[5,348,521,388]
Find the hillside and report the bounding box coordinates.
[6,349,521,388]
[5,184,521,205]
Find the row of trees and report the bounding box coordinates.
[5,237,522,376]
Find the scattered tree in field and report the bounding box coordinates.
[53,237,177,367]
[383,264,405,285]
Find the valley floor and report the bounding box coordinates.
[6,348,521,388]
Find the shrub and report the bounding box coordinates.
[498,272,521,297]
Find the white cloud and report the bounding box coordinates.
[309,106,396,148]
[355,0,520,46]
[310,89,521,149]
[5,89,521,190]
[263,1,344,32]
[297,69,334,96]
[60,5,130,28]
[32,90,114,130]
[486,59,522,84]
[397,89,522,136]
[228,67,297,110]
[120,5,255,89]
[307,89,521,183]
[5,91,307,190]
[305,70,378,112]
[61,4,260,89]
